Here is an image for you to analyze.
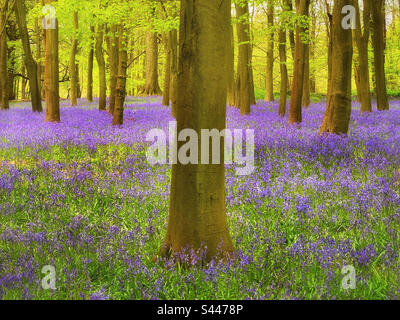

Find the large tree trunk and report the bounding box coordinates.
[44,1,60,122]
[278,28,288,116]
[310,6,316,93]
[112,25,127,126]
[95,25,106,111]
[107,25,119,115]
[169,29,178,118]
[142,31,161,95]
[162,33,171,106]
[265,0,274,102]
[87,26,94,102]
[353,0,372,112]
[69,11,78,106]
[160,0,234,262]
[288,0,310,124]
[234,1,251,115]
[320,0,353,134]
[0,4,9,110]
[371,0,389,110]
[15,0,42,111]
[285,0,295,59]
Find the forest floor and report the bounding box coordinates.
[0,97,399,299]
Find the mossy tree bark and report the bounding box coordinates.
[0,2,8,110]
[278,27,288,116]
[95,25,106,111]
[107,25,119,115]
[227,23,235,107]
[69,11,79,106]
[142,31,161,95]
[320,0,353,134]
[112,25,127,126]
[44,1,60,123]
[160,0,234,262]
[14,0,42,112]
[234,1,251,115]
[87,26,94,102]
[371,0,389,110]
[162,32,171,106]
[288,0,310,124]
[265,0,274,102]
[169,29,178,117]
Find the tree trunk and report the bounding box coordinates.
[0,4,9,110]
[227,23,235,106]
[234,1,251,115]
[160,0,234,262]
[371,0,389,110]
[112,25,128,126]
[353,0,372,112]
[142,31,161,95]
[69,11,78,106]
[169,29,178,117]
[87,26,94,102]
[44,1,60,122]
[265,1,274,102]
[95,25,106,111]
[320,0,353,134]
[162,33,171,106]
[21,65,27,99]
[302,42,310,107]
[285,0,295,60]
[107,25,119,115]
[278,28,288,116]
[288,0,310,124]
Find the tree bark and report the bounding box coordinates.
[371,0,389,110]
[107,24,119,114]
[87,26,94,102]
[160,0,234,262]
[320,0,353,134]
[302,42,310,107]
[227,22,235,106]
[353,0,372,112]
[169,29,178,117]
[265,0,274,102]
[0,3,8,110]
[112,25,127,126]
[142,31,161,95]
[162,32,171,106]
[44,1,60,122]
[69,11,78,106]
[95,25,106,111]
[278,28,288,116]
[288,0,310,124]
[234,1,251,115]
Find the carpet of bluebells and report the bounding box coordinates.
[0,97,399,300]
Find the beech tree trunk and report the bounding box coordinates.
[160,0,234,262]
[288,0,310,124]
[69,11,78,106]
[142,31,161,95]
[162,32,171,106]
[278,28,288,116]
[234,1,251,115]
[371,0,389,110]
[265,1,274,102]
[87,26,94,102]
[107,25,119,115]
[169,29,178,117]
[302,43,310,107]
[44,1,60,122]
[354,0,372,112]
[95,25,106,111]
[320,0,353,134]
[112,25,127,126]
[0,4,8,110]
[227,23,235,106]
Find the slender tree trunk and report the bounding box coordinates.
[302,43,310,107]
[265,1,274,102]
[278,28,288,116]
[310,6,316,93]
[371,0,389,110]
[95,25,106,111]
[87,26,94,102]
[353,0,372,112]
[44,1,60,122]
[285,0,295,59]
[0,4,8,110]
[69,11,78,106]
[21,65,27,99]
[227,23,235,106]
[169,29,178,117]
[160,0,234,262]
[142,31,161,95]
[107,24,119,114]
[235,1,251,115]
[34,15,42,100]
[162,33,171,106]
[112,25,128,126]
[288,0,310,124]
[320,0,353,134]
